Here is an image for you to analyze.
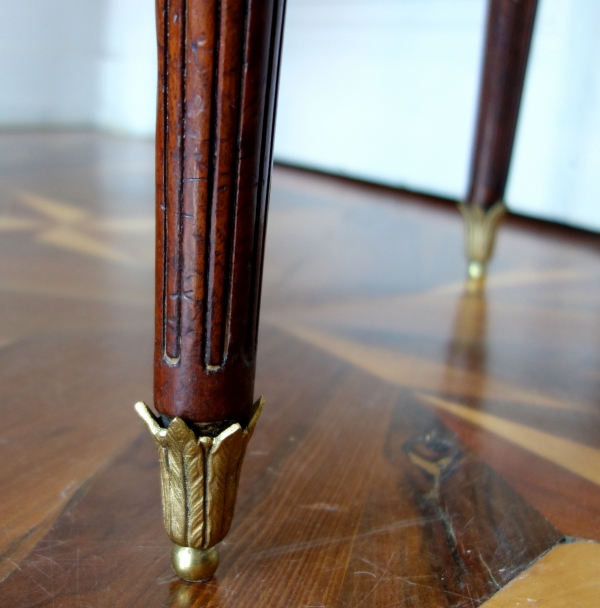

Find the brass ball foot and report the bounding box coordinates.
[468,260,485,281]
[171,544,219,582]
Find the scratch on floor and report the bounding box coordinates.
[247,516,439,560]
[478,551,500,590]
[354,552,395,608]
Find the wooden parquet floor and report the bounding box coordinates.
[1,132,600,606]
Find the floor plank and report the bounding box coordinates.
[1,330,562,607]
[1,133,600,605]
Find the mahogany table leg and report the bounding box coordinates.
[461,0,538,280]
[136,0,286,582]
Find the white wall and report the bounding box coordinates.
[0,0,106,127]
[507,0,600,230]
[274,0,487,199]
[0,0,599,231]
[275,0,600,232]
[96,0,157,137]
[0,0,156,136]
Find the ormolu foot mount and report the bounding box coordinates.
[135,399,264,582]
[459,202,506,281]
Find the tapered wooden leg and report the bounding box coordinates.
[461,0,538,279]
[136,0,287,582]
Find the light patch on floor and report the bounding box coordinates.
[0,192,154,264]
[278,323,582,412]
[420,394,600,487]
[482,541,600,606]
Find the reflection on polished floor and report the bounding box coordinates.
[1,132,600,606]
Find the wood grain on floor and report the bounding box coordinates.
[1,133,599,606]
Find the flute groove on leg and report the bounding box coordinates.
[136,0,286,582]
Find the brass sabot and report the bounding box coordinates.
[135,397,264,581]
[459,201,506,279]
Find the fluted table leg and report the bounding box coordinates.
[136,0,287,582]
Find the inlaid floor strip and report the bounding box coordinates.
[0,192,148,263]
[279,323,579,411]
[481,541,600,606]
[420,394,600,487]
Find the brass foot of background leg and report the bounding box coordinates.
[135,398,264,582]
[459,201,506,280]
